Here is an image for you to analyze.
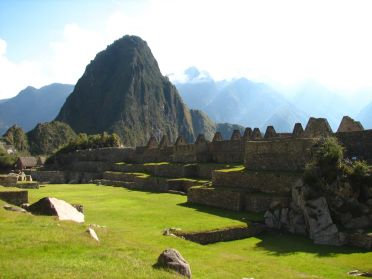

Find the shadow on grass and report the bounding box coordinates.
[254,231,367,257]
[177,202,264,223]
[178,202,369,256]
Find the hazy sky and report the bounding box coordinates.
[1,0,372,99]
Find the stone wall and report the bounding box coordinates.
[0,175,18,187]
[244,194,290,213]
[336,130,372,163]
[187,187,243,211]
[173,224,265,244]
[31,170,100,184]
[0,190,28,206]
[208,140,244,163]
[244,138,316,171]
[212,169,300,194]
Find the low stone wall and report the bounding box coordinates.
[173,224,266,244]
[69,161,112,172]
[102,172,169,192]
[0,175,18,187]
[16,182,40,189]
[98,179,135,188]
[31,170,101,184]
[103,171,139,182]
[244,194,290,213]
[212,170,300,194]
[167,179,206,193]
[196,164,237,179]
[0,190,28,206]
[187,187,243,211]
[30,171,66,183]
[245,138,316,171]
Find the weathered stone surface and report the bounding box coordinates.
[245,194,290,213]
[303,197,345,245]
[346,232,372,250]
[337,116,364,133]
[28,197,84,223]
[292,123,304,137]
[212,170,298,194]
[245,138,315,171]
[292,180,345,246]
[0,190,28,206]
[264,126,277,139]
[303,117,333,138]
[0,175,18,187]
[157,249,191,278]
[230,130,242,140]
[188,187,242,211]
[251,128,262,140]
[264,207,307,235]
[243,128,252,140]
[212,132,223,142]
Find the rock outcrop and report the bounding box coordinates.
[157,248,191,278]
[28,197,84,223]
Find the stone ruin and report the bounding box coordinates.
[28,116,372,249]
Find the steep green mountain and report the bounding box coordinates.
[27,121,77,155]
[190,109,216,141]
[56,36,197,146]
[0,83,73,135]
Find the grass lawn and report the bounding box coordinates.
[0,184,371,278]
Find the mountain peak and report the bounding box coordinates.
[56,35,197,146]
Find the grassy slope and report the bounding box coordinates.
[0,184,371,278]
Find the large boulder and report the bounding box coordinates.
[28,197,84,223]
[157,248,191,278]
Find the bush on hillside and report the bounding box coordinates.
[54,132,121,155]
[0,147,17,171]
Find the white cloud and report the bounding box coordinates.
[2,0,372,99]
[49,23,106,85]
[0,38,49,99]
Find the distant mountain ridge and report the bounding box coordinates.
[175,69,308,132]
[0,83,73,135]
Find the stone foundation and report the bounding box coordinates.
[0,190,28,206]
[173,224,266,244]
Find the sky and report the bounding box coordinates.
[1,0,372,99]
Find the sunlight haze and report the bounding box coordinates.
[1,0,372,98]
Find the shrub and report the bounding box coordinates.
[0,148,16,171]
[314,137,344,169]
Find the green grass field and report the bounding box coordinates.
[0,184,371,278]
